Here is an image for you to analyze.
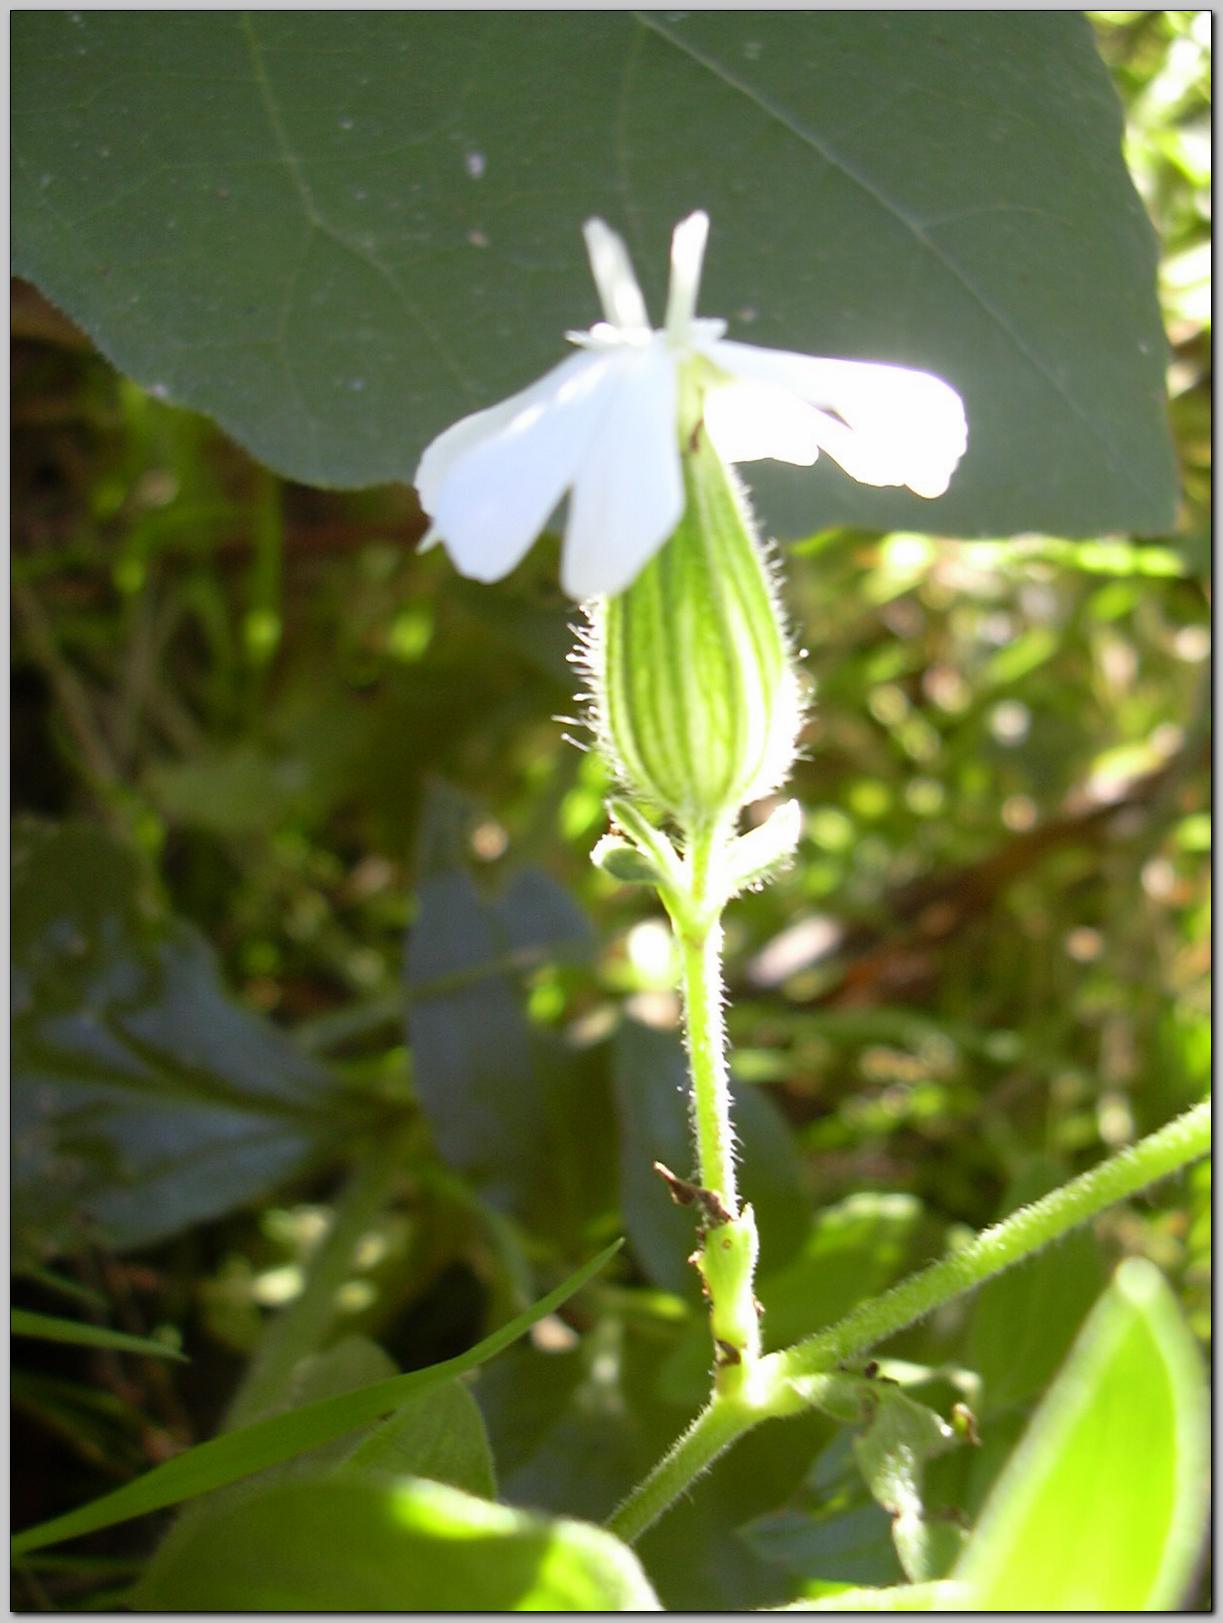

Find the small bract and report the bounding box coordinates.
[416,212,967,600]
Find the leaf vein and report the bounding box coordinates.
[631,12,1133,484]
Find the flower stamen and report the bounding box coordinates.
[665,209,710,342]
[582,218,650,334]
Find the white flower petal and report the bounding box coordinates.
[424,350,615,583]
[665,210,710,339]
[562,344,683,600]
[582,218,651,334]
[415,391,525,514]
[703,379,824,467]
[706,339,968,498]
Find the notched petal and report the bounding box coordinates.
[563,345,683,599]
[708,339,967,497]
[704,380,823,467]
[420,350,615,584]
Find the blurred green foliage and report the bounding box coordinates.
[10,11,1209,1612]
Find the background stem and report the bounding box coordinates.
[225,1126,409,1430]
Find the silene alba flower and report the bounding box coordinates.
[415,211,967,601]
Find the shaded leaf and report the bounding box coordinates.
[341,1376,496,1500]
[405,784,592,1213]
[12,13,1174,537]
[11,821,352,1266]
[965,1156,1106,1413]
[741,1498,902,1595]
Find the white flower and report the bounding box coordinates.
[416,212,967,601]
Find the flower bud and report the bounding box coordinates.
[591,427,801,827]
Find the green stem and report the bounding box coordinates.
[225,1126,409,1431]
[676,818,736,1211]
[780,1098,1210,1382]
[680,920,738,1216]
[606,1394,757,1547]
[671,819,764,1387]
[607,1100,1210,1543]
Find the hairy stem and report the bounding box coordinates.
[780,1098,1210,1380]
[680,918,738,1216]
[606,1394,757,1547]
[669,818,765,1387]
[608,1100,1210,1542]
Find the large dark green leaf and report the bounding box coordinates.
[11,821,353,1267]
[12,14,1174,538]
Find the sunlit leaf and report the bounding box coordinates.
[133,1474,660,1611]
[956,1258,1209,1611]
[771,1580,965,1610]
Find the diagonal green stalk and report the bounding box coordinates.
[608,1099,1210,1544]
[606,1390,760,1546]
[778,1098,1210,1382]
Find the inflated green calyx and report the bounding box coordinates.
[594,427,800,829]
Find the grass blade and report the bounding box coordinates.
[12,1310,187,1362]
[11,1239,621,1558]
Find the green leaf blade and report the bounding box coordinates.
[956,1258,1209,1611]
[11,1239,621,1558]
[133,1474,659,1612]
[11,1309,186,1362]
